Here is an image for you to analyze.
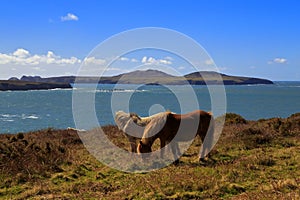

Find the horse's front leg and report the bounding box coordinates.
[160,139,166,158]
[127,135,137,153]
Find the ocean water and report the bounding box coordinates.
[1,82,300,134]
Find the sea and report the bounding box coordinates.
[1,81,300,134]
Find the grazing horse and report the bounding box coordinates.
[114,111,167,152]
[137,110,214,162]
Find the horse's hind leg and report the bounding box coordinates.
[175,143,181,157]
[170,142,181,164]
[199,120,215,162]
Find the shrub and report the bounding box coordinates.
[238,127,275,149]
[258,157,276,166]
[225,113,247,124]
[17,133,24,140]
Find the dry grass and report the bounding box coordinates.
[0,113,300,199]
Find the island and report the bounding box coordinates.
[14,70,273,86]
[0,80,72,91]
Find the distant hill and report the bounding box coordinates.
[184,71,274,85]
[116,69,175,78]
[7,69,273,87]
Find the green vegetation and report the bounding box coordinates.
[0,114,299,199]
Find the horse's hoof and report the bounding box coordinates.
[199,157,207,162]
[173,159,180,165]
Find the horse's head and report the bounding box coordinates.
[115,111,141,129]
[115,111,146,138]
[130,112,142,123]
[137,141,152,155]
[115,111,130,130]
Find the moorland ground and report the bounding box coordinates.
[0,113,299,199]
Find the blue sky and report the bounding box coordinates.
[0,0,299,80]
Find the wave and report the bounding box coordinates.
[49,88,73,91]
[0,114,18,118]
[73,88,148,93]
[2,119,14,122]
[21,114,39,119]
[96,89,148,93]
[0,113,39,121]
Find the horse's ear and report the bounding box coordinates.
[166,111,173,118]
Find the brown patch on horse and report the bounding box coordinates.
[138,110,215,161]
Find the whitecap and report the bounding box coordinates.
[49,88,73,91]
[26,115,39,119]
[21,114,39,119]
[3,119,14,122]
[0,114,17,118]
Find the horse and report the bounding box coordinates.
[114,111,167,152]
[137,110,215,162]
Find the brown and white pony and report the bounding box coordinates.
[114,111,167,152]
[137,110,215,162]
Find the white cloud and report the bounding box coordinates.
[61,13,79,22]
[31,66,45,71]
[13,48,30,58]
[141,56,172,65]
[119,57,129,61]
[131,58,138,62]
[0,48,81,66]
[83,57,106,65]
[268,57,288,64]
[141,56,147,63]
[274,58,287,64]
[0,49,84,79]
[164,56,173,61]
[118,57,139,63]
[159,59,172,65]
[0,53,12,65]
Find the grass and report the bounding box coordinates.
[0,113,299,199]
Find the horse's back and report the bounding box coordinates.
[169,110,212,121]
[161,110,212,141]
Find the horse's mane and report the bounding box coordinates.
[115,111,131,132]
[141,111,170,140]
[115,111,168,137]
[129,113,152,126]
